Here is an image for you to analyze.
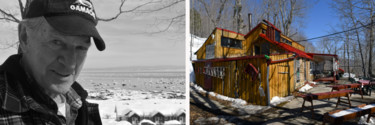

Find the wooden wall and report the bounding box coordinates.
[268,54,295,98]
[281,35,305,51]
[193,57,268,106]
[214,29,246,58]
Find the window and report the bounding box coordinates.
[261,43,270,55]
[262,29,266,34]
[275,30,281,42]
[221,37,242,49]
[255,45,260,55]
[282,38,292,45]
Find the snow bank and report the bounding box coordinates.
[192,84,247,105]
[192,84,272,115]
[190,35,207,83]
[299,84,313,92]
[140,119,156,125]
[309,81,317,85]
[270,96,294,106]
[359,114,375,125]
[102,119,131,125]
[164,120,181,125]
[342,73,356,78]
[190,34,207,60]
[231,103,270,115]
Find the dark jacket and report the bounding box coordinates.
[0,54,102,125]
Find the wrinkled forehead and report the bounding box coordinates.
[26,19,91,45]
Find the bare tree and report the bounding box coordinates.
[233,0,246,34]
[0,0,185,49]
[332,0,371,77]
[197,0,228,28]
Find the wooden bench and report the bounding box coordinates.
[323,104,375,125]
[300,90,353,118]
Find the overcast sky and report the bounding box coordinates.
[0,0,185,69]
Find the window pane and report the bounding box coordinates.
[221,37,242,49]
[275,31,280,42]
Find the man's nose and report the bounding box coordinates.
[58,49,77,70]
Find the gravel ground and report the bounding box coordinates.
[190,78,375,125]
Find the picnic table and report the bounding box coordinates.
[329,84,363,99]
[300,90,353,118]
[358,80,374,96]
[323,104,375,125]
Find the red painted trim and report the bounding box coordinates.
[244,23,262,38]
[192,55,266,63]
[216,27,245,36]
[269,52,294,56]
[270,57,295,64]
[306,53,338,58]
[339,68,345,72]
[263,20,281,32]
[259,34,313,59]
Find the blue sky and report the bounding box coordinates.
[304,0,341,44]
[0,0,185,69]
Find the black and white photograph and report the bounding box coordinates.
[0,0,185,125]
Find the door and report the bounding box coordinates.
[204,62,213,90]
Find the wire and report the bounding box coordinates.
[297,22,374,42]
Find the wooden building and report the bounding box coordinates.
[193,20,317,106]
[120,109,141,125]
[149,111,165,125]
[175,109,186,124]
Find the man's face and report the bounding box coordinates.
[22,19,91,95]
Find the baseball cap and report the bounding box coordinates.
[24,0,105,51]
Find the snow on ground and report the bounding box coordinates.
[270,96,294,106]
[299,84,313,92]
[87,89,185,125]
[192,83,294,115]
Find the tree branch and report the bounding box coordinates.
[137,0,184,13]
[0,9,21,23]
[97,0,183,22]
[150,14,185,34]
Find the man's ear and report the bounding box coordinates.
[18,23,28,53]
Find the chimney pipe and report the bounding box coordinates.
[248,13,252,31]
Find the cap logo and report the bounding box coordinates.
[70,0,96,19]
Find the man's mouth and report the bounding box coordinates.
[52,70,71,77]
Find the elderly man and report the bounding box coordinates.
[0,0,103,124]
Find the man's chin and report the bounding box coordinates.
[46,82,73,95]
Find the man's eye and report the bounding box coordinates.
[52,40,62,45]
[48,40,63,49]
[77,46,88,51]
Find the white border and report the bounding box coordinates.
[185,0,191,124]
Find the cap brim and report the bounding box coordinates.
[45,15,105,51]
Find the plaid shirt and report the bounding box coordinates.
[0,55,102,125]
